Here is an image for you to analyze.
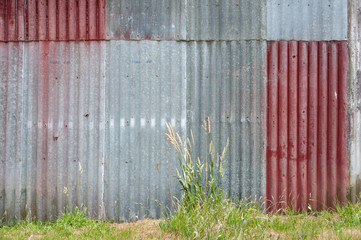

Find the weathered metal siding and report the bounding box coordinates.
[105,0,266,41]
[0,0,106,41]
[186,0,266,40]
[348,0,361,202]
[267,41,348,211]
[106,0,186,40]
[267,0,347,41]
[0,41,106,221]
[186,41,267,199]
[103,41,186,220]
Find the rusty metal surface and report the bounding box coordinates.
[0,0,106,41]
[267,0,347,41]
[266,41,348,211]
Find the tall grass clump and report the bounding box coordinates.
[166,118,229,210]
[161,119,268,238]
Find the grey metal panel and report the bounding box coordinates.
[106,0,187,40]
[267,0,347,41]
[0,42,106,222]
[104,41,187,221]
[105,0,266,41]
[0,42,24,222]
[187,0,266,40]
[186,41,267,199]
[349,0,361,202]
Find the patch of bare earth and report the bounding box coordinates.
[319,228,361,240]
[113,219,176,240]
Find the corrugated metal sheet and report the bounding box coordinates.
[0,39,268,221]
[186,41,267,199]
[266,41,348,211]
[348,0,361,202]
[267,0,347,41]
[0,41,106,221]
[186,0,266,40]
[103,41,186,221]
[106,0,186,40]
[105,0,266,41]
[0,0,106,41]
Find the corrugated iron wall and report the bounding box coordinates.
[267,0,347,41]
[0,0,106,41]
[266,41,347,211]
[0,0,269,222]
[0,0,359,221]
[186,0,266,40]
[186,41,266,199]
[266,0,348,211]
[0,42,106,221]
[103,41,187,220]
[106,0,186,40]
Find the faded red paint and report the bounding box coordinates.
[0,0,106,41]
[266,41,348,212]
[123,30,130,40]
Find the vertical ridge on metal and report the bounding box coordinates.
[0,0,106,41]
[266,41,347,212]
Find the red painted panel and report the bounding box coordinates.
[0,0,106,41]
[266,41,348,211]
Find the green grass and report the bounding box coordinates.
[0,206,123,240]
[2,202,361,239]
[159,195,361,239]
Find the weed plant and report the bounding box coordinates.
[165,118,229,210]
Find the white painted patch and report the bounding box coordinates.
[130,118,135,127]
[335,91,337,98]
[120,119,125,127]
[110,119,114,127]
[140,118,146,127]
[181,118,186,128]
[151,118,156,127]
[171,118,176,126]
